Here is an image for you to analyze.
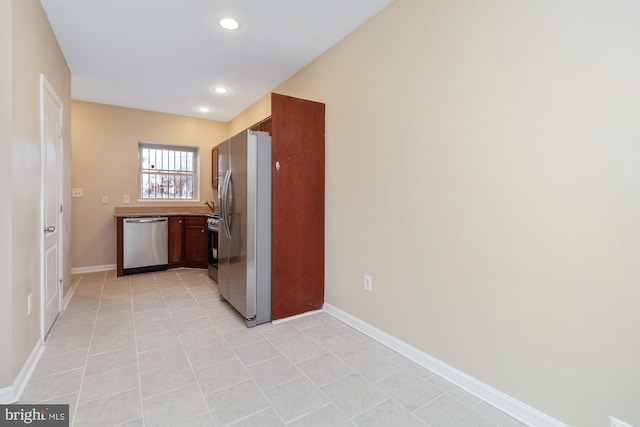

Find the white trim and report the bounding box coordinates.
[71,264,117,274]
[39,74,64,343]
[611,417,635,427]
[138,141,200,201]
[271,309,323,326]
[62,287,74,311]
[0,386,13,404]
[323,303,570,427]
[0,340,44,404]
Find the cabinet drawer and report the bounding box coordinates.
[184,216,206,226]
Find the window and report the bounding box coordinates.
[139,142,199,200]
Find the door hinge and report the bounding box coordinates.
[59,204,63,213]
[58,278,63,289]
[58,126,63,138]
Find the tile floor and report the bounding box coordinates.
[20,269,527,427]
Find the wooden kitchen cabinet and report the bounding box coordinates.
[184,216,208,268]
[116,217,124,277]
[249,117,272,134]
[211,145,219,189]
[168,216,184,266]
[116,214,209,276]
[269,93,325,320]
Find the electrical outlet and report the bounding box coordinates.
[27,293,32,316]
[71,188,83,197]
[101,195,109,204]
[123,195,130,204]
[364,274,372,291]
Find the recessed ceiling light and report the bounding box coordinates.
[218,18,239,31]
[198,106,211,113]
[213,87,229,94]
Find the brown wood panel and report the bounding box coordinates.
[261,118,272,135]
[168,216,184,265]
[184,216,208,268]
[249,117,272,133]
[211,146,219,189]
[116,217,123,276]
[271,93,325,320]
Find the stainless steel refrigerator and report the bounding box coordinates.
[218,130,272,327]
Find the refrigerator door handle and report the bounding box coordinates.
[221,170,227,238]
[220,170,226,237]
[222,170,232,238]
[227,172,235,234]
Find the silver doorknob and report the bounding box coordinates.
[45,226,56,233]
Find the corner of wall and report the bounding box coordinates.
[323,303,570,427]
[228,93,271,136]
[0,0,13,389]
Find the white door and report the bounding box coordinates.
[41,75,63,337]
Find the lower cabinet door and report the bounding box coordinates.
[168,216,184,265]
[184,217,208,268]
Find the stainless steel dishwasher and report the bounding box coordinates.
[123,217,168,275]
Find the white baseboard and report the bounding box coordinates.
[1,284,75,404]
[271,309,324,326]
[0,385,14,404]
[71,264,116,274]
[62,287,74,311]
[0,339,44,404]
[323,303,569,427]
[611,417,635,427]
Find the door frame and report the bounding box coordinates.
[39,74,64,341]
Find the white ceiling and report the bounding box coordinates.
[40,0,394,121]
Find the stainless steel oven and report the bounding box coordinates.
[207,214,219,282]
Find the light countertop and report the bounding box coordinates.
[113,206,214,217]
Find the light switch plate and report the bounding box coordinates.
[71,188,83,197]
[101,195,108,204]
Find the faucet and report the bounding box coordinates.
[204,200,215,212]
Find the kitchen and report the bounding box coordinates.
[108,93,324,326]
[3,1,639,426]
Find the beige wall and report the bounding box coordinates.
[228,94,271,137]
[70,101,228,269]
[234,1,640,426]
[1,0,71,388]
[0,0,14,386]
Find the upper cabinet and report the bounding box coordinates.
[249,117,272,134]
[211,145,219,189]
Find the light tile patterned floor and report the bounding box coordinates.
[20,269,527,427]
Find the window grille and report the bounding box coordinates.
[139,142,199,200]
